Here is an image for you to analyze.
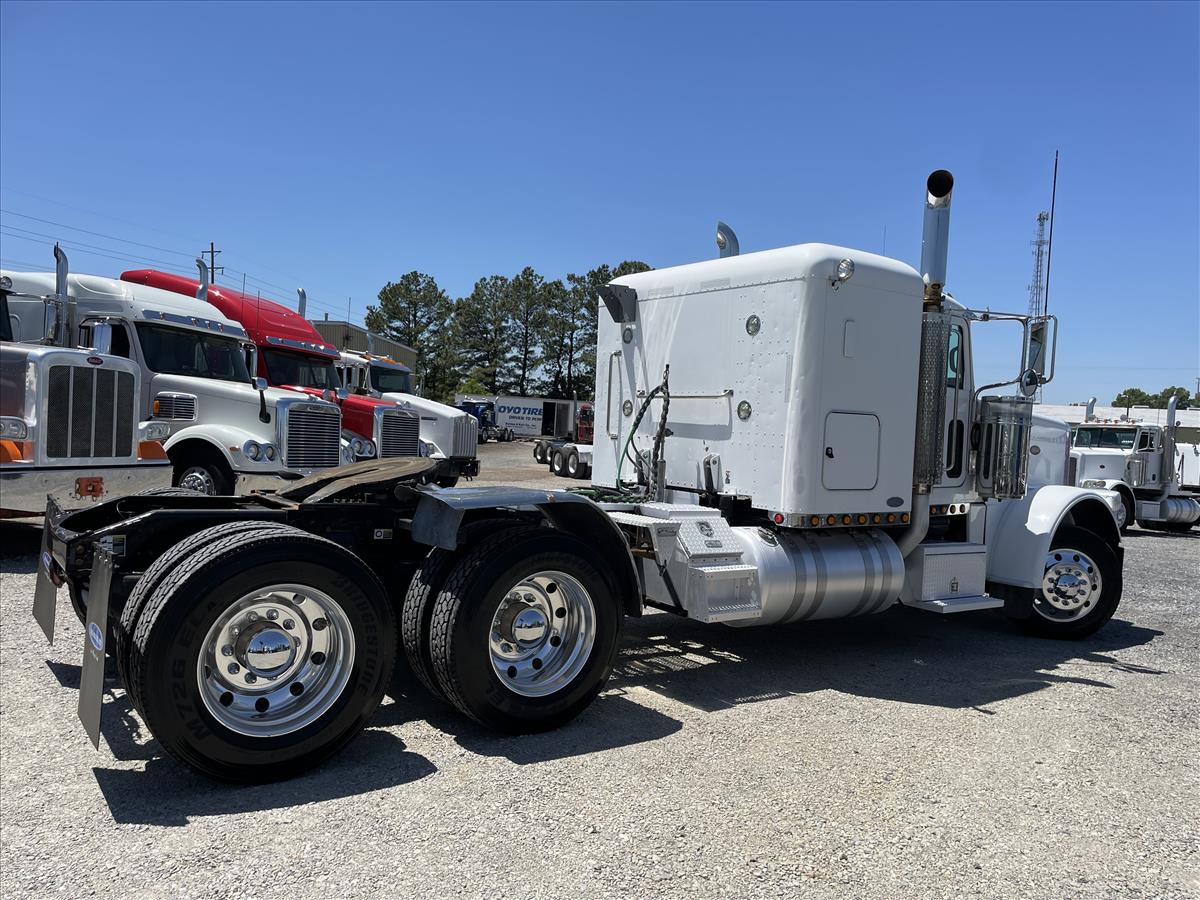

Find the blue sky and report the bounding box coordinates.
[1,1,1196,403]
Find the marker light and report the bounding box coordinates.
[773,513,785,524]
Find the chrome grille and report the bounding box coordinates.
[378,409,419,457]
[154,393,196,420]
[452,414,478,458]
[45,364,135,460]
[282,403,341,470]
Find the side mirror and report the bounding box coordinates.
[253,377,268,392]
[43,302,60,344]
[244,343,258,377]
[1022,316,1056,384]
[90,322,114,355]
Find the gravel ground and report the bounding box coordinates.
[2,441,1197,898]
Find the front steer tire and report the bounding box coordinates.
[428,528,622,733]
[126,525,396,783]
[1019,525,1122,640]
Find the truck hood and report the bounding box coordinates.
[377,392,466,422]
[156,374,313,409]
[1071,447,1129,482]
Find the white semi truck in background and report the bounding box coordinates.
[34,169,1125,783]
[2,248,347,494]
[1070,396,1200,532]
[0,285,172,515]
[338,350,479,487]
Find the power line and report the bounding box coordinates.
[0,209,195,258]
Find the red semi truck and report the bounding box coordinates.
[121,269,420,462]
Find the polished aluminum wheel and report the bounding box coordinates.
[1037,548,1103,623]
[488,571,596,698]
[197,583,355,736]
[178,466,217,495]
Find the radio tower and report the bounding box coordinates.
[1027,211,1049,319]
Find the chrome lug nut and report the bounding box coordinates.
[221,644,234,657]
[227,663,241,675]
[283,619,296,630]
[266,609,279,621]
[245,672,258,684]
[248,612,259,622]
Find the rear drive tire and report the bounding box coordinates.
[533,442,546,464]
[566,449,583,479]
[401,520,535,701]
[428,529,622,732]
[1020,526,1121,640]
[551,449,566,476]
[127,525,395,782]
[116,521,294,710]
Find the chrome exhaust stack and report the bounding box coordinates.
[920,169,954,305]
[195,258,210,304]
[49,242,70,346]
[1085,397,1097,422]
[900,169,955,557]
[297,288,307,318]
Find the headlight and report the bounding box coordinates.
[341,443,356,465]
[418,440,431,458]
[1,417,30,440]
[263,443,277,461]
[360,439,376,458]
[141,421,170,442]
[242,440,262,461]
[350,437,365,456]
[1081,479,1105,489]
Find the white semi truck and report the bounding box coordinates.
[2,249,346,495]
[34,169,1125,783]
[337,350,479,486]
[0,288,172,515]
[1070,397,1200,532]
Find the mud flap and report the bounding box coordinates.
[77,547,113,750]
[32,517,59,644]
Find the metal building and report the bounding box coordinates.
[308,317,417,369]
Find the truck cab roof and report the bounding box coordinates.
[121,270,338,360]
[340,350,411,373]
[1,269,248,339]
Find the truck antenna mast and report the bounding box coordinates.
[1043,150,1059,319]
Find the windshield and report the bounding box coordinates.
[136,323,251,382]
[371,364,413,394]
[262,348,341,389]
[1073,426,1137,449]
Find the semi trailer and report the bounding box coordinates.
[33,170,1124,783]
[532,403,595,478]
[119,268,421,464]
[1069,397,1200,531]
[0,289,172,515]
[2,248,346,495]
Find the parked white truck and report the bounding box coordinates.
[0,286,172,515]
[34,169,1125,783]
[2,249,346,495]
[337,350,479,486]
[1070,397,1200,532]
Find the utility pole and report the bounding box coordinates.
[204,242,224,283]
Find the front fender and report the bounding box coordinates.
[411,486,642,617]
[986,485,1122,589]
[163,423,273,474]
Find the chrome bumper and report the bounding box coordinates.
[0,463,172,516]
